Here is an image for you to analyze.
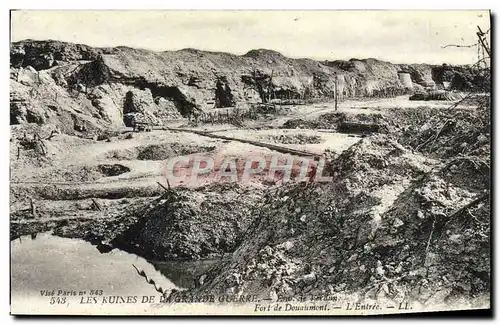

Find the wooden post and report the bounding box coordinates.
[157,181,169,193]
[477,26,491,58]
[91,198,101,211]
[268,70,274,103]
[334,74,338,111]
[30,198,36,219]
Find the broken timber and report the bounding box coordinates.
[91,198,101,211]
[164,127,322,159]
[157,181,170,193]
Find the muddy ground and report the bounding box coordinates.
[10,95,490,309]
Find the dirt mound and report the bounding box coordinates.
[39,197,152,246]
[36,165,104,182]
[136,143,216,161]
[97,164,130,176]
[281,112,351,130]
[182,134,489,308]
[114,183,264,261]
[410,90,464,101]
[183,135,433,294]
[282,112,389,134]
[358,159,490,305]
[102,143,217,161]
[104,147,139,160]
[262,134,323,144]
[16,163,131,183]
[281,118,327,129]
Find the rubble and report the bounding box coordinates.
[389,95,490,159]
[262,134,323,145]
[185,106,490,307]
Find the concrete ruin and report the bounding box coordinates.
[398,72,413,88]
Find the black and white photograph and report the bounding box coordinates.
[8,9,491,315]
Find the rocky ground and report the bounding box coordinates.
[10,40,490,311]
[10,96,490,309]
[172,97,490,311]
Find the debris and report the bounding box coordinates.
[91,198,101,211]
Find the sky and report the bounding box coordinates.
[10,10,491,65]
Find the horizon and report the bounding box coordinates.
[10,38,481,67]
[10,10,490,65]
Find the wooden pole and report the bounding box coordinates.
[268,70,274,102]
[91,198,101,211]
[30,198,36,219]
[334,74,338,111]
[166,127,322,159]
[157,181,169,193]
[477,26,491,58]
